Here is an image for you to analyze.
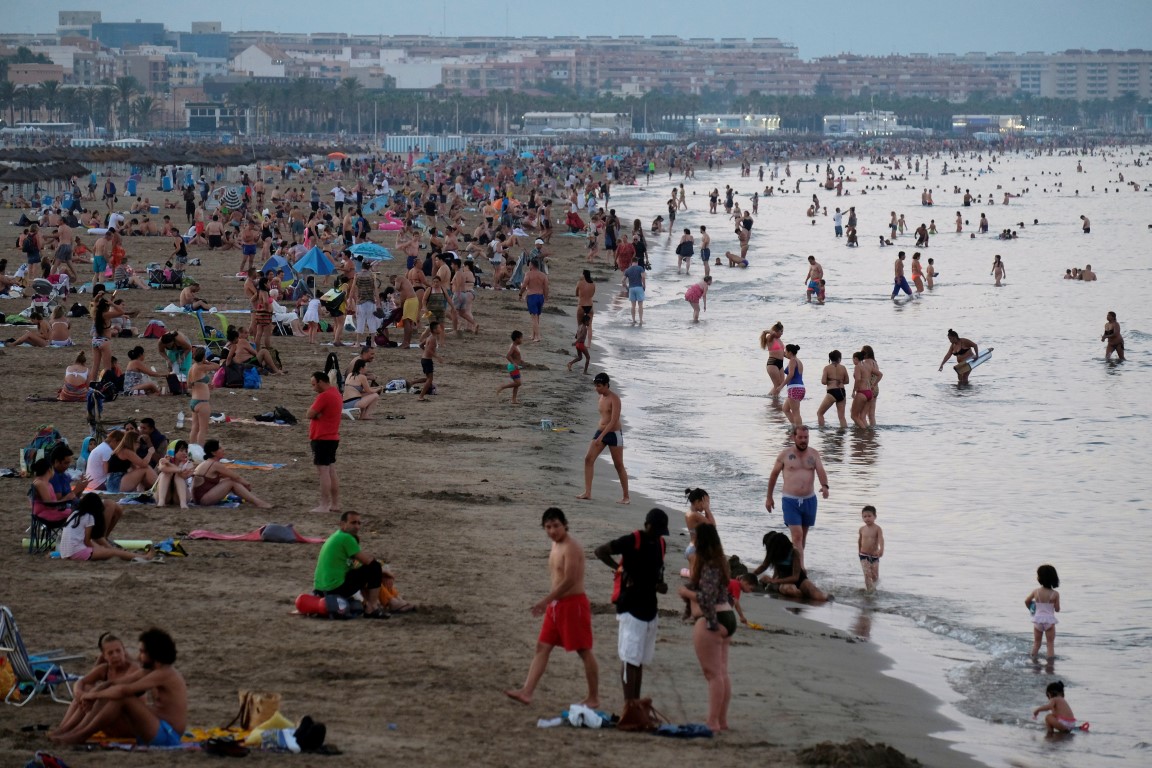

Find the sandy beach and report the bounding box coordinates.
[0,187,978,767]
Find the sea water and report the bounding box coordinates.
[590,148,1151,767]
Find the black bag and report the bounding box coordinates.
[223,363,246,388]
[166,373,185,395]
[273,406,298,425]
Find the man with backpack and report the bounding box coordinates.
[594,509,669,713]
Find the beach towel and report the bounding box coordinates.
[655,724,713,738]
[186,525,325,544]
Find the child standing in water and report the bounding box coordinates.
[857,505,884,592]
[1033,681,1086,733]
[1025,564,1060,658]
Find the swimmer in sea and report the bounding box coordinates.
[781,344,805,428]
[925,257,936,289]
[815,350,849,429]
[760,322,786,396]
[859,345,882,427]
[992,254,1006,286]
[939,329,979,385]
[910,252,925,293]
[1101,311,1125,361]
[850,352,870,428]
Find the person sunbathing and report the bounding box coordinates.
[155,441,194,509]
[55,633,143,736]
[7,307,50,346]
[191,439,273,508]
[123,345,164,395]
[50,628,185,747]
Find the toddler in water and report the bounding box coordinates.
[1025,564,1060,658]
[857,505,884,592]
[1032,680,1087,733]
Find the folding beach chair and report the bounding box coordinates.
[0,606,82,707]
[27,490,73,555]
[194,310,228,358]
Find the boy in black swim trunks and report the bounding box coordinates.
[858,505,884,592]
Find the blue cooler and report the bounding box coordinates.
[150,206,160,214]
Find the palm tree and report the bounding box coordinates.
[38,80,61,122]
[133,96,158,131]
[0,80,15,126]
[113,75,141,134]
[14,85,41,123]
[93,85,116,131]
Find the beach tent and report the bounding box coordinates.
[348,243,393,261]
[261,255,292,276]
[295,246,335,276]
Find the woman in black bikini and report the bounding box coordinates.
[816,349,849,428]
[759,322,786,396]
[753,531,828,601]
[939,329,979,384]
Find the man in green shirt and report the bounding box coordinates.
[313,511,387,618]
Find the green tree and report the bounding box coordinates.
[38,80,61,121]
[134,95,158,131]
[114,76,141,133]
[0,80,15,126]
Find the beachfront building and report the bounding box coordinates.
[695,114,781,136]
[185,102,255,134]
[958,49,1152,100]
[521,112,631,136]
[951,115,1026,135]
[823,111,905,137]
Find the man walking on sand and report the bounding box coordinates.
[520,259,549,343]
[505,507,599,707]
[765,424,829,573]
[307,370,342,514]
[577,372,629,504]
[593,508,669,706]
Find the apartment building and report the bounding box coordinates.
[958,49,1152,100]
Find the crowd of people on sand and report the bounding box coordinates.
[8,139,1132,743]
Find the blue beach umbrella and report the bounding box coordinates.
[260,255,291,276]
[348,242,393,261]
[520,151,535,159]
[295,246,335,276]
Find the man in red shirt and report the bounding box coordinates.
[307,371,343,513]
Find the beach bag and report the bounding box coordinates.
[20,426,66,477]
[224,690,282,731]
[0,657,19,703]
[243,366,262,390]
[674,241,689,257]
[260,523,297,543]
[143,319,166,338]
[211,367,227,388]
[68,302,89,318]
[617,698,665,733]
[323,352,344,392]
[167,373,186,396]
[223,363,246,388]
[267,347,283,371]
[273,406,297,425]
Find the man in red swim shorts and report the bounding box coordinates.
[505,507,599,708]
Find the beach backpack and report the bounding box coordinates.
[20,425,66,477]
[323,352,344,392]
[611,530,666,604]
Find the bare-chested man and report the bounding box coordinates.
[51,628,187,748]
[505,507,599,708]
[891,251,912,298]
[451,256,478,334]
[577,372,629,504]
[237,220,258,273]
[519,259,549,343]
[699,225,711,278]
[204,215,225,250]
[393,273,418,348]
[805,255,824,303]
[765,424,829,573]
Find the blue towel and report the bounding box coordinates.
[656,723,713,738]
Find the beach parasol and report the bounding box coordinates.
[520,151,535,159]
[219,186,244,211]
[295,246,335,276]
[260,255,292,276]
[348,242,393,261]
[327,152,348,160]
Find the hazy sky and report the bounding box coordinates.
[16,0,1150,59]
